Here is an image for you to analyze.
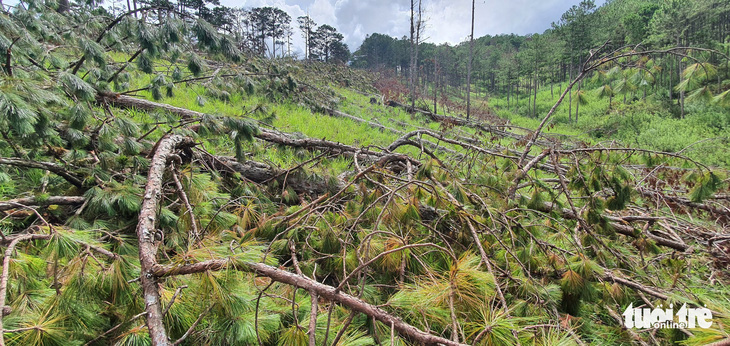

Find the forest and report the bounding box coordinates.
[354,0,730,166]
[0,0,729,345]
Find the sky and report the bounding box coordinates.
[2,0,605,57]
[229,0,607,56]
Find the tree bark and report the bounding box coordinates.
[308,291,318,346]
[136,134,195,346]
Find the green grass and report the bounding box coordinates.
[487,83,730,167]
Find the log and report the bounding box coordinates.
[323,108,461,156]
[200,154,344,196]
[135,134,195,346]
[324,108,402,136]
[385,100,555,147]
[98,92,419,168]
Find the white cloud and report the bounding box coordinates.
[218,0,605,54]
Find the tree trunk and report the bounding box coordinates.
[609,93,612,110]
[679,43,685,118]
[409,0,415,108]
[527,80,532,116]
[466,0,475,120]
[137,134,195,346]
[97,93,418,167]
[575,82,581,123]
[568,69,572,122]
[533,72,538,118]
[433,58,438,114]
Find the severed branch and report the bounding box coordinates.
[323,108,460,156]
[135,134,195,346]
[0,157,84,187]
[335,242,454,293]
[153,259,468,346]
[170,165,199,242]
[0,196,85,212]
[603,273,668,301]
[637,187,730,221]
[163,285,188,317]
[532,201,689,252]
[199,153,344,197]
[384,99,555,147]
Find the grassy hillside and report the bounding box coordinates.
[485,82,730,167]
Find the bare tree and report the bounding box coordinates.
[409,0,423,109]
[466,0,475,120]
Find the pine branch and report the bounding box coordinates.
[153,259,468,346]
[0,196,85,212]
[83,312,147,346]
[171,304,213,346]
[0,158,84,187]
[70,6,158,75]
[0,233,53,346]
[106,48,144,83]
[307,291,318,346]
[170,165,199,242]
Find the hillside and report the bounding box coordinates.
[0,2,729,346]
[355,0,730,167]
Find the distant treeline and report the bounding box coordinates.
[100,0,350,61]
[352,0,730,117]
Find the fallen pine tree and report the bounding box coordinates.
[0,5,729,346]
